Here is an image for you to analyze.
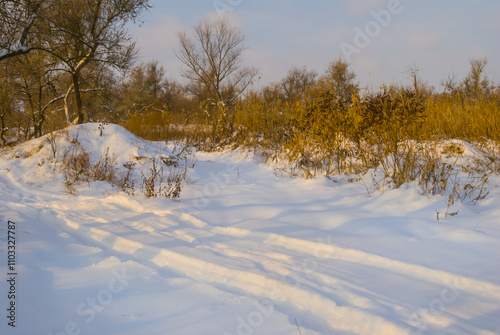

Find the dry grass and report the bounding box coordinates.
[119,71,499,206]
[59,138,191,198]
[141,157,186,199]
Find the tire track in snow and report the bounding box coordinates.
[106,208,390,316]
[203,241,388,315]
[85,197,500,305]
[166,210,500,304]
[11,183,500,308]
[10,195,391,333]
[5,176,500,333]
[81,204,394,318]
[50,208,407,335]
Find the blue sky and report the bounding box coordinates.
[130,0,500,90]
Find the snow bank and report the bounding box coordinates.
[0,123,499,334]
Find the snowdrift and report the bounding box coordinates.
[0,123,499,335]
[0,123,192,198]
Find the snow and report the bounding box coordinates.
[0,123,499,335]
[0,45,30,61]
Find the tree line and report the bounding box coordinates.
[1,1,499,150]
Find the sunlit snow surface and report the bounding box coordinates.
[0,124,499,335]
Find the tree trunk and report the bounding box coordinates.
[64,83,73,124]
[0,114,7,146]
[72,73,84,124]
[33,111,45,138]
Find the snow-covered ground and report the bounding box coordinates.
[0,124,499,335]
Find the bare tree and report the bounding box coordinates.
[2,0,150,124]
[176,16,258,108]
[0,0,46,62]
[12,52,63,138]
[119,61,170,115]
[462,58,491,99]
[45,0,150,124]
[281,66,317,102]
[0,60,17,145]
[441,73,458,94]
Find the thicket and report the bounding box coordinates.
[119,58,500,205]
